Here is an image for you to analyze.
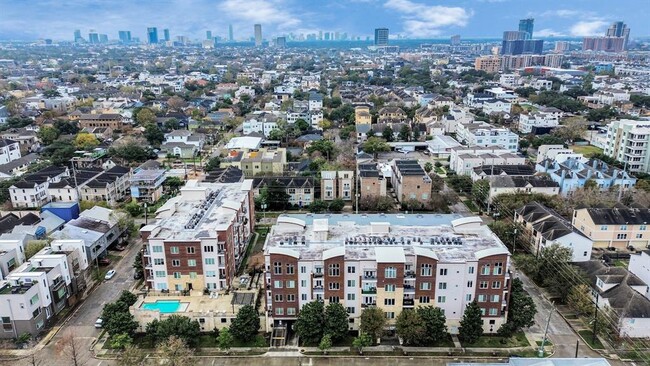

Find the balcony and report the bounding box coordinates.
[312,272,324,278]
[403,299,415,307]
[361,302,377,308]
[361,288,377,295]
[313,286,324,292]
[403,284,415,293]
[404,271,416,279]
[362,274,377,280]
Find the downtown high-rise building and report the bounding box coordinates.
[99,34,108,43]
[88,30,100,44]
[118,31,132,44]
[374,28,389,46]
[583,21,630,52]
[228,24,234,41]
[74,29,83,43]
[275,37,287,48]
[147,27,158,44]
[206,30,212,40]
[450,34,461,46]
[254,24,262,47]
[518,18,534,39]
[163,29,170,42]
[554,41,570,53]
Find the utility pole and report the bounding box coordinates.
[592,293,599,346]
[617,159,628,202]
[538,302,555,357]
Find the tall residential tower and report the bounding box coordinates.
[374,28,389,46]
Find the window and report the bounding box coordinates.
[189,272,197,279]
[273,262,282,275]
[385,266,396,278]
[478,294,487,302]
[328,282,340,290]
[465,294,472,302]
[493,263,503,275]
[170,247,179,254]
[467,281,473,288]
[347,266,356,274]
[286,280,295,288]
[286,264,294,274]
[385,312,395,319]
[481,265,490,275]
[480,308,486,316]
[155,271,166,278]
[347,280,355,287]
[187,247,195,254]
[329,296,340,303]
[468,266,475,274]
[275,294,284,302]
[206,271,216,277]
[173,272,181,279]
[301,294,308,301]
[275,308,284,315]
[172,259,180,267]
[287,308,296,316]
[154,258,164,265]
[328,264,340,277]
[620,225,628,230]
[479,281,488,289]
[30,294,39,305]
[384,299,395,306]
[617,233,628,239]
[347,293,355,300]
[274,280,283,289]
[439,268,448,276]
[492,281,501,289]
[419,296,430,303]
[491,294,500,303]
[489,308,498,316]
[640,225,647,231]
[204,245,214,252]
[421,263,432,276]
[188,259,196,267]
[300,266,307,273]
[437,296,446,303]
[347,307,355,314]
[637,234,643,239]
[152,246,163,253]
[600,225,608,231]
[420,282,431,290]
[205,258,215,265]
[385,284,395,292]
[438,282,447,290]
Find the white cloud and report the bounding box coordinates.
[535,28,566,37]
[384,0,471,37]
[570,20,608,36]
[220,0,301,30]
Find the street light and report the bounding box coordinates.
[512,228,518,255]
[261,203,268,221]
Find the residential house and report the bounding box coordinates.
[0,139,21,165]
[355,105,372,125]
[482,99,512,115]
[0,106,8,124]
[536,158,636,196]
[378,107,407,123]
[456,121,519,152]
[79,166,132,206]
[391,160,432,203]
[1,129,39,154]
[603,119,650,174]
[572,207,650,250]
[9,166,70,209]
[221,148,287,177]
[130,168,166,203]
[252,177,315,207]
[628,250,650,300]
[321,171,353,201]
[357,163,387,201]
[518,112,561,134]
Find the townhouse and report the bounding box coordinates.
[160,130,205,159]
[518,111,561,134]
[264,214,512,334]
[0,139,21,165]
[482,176,560,203]
[357,163,387,201]
[536,158,636,196]
[221,148,287,177]
[252,177,315,208]
[456,121,519,152]
[9,167,70,209]
[390,160,432,203]
[572,208,650,250]
[450,147,526,175]
[139,179,255,292]
[130,167,166,203]
[320,171,353,201]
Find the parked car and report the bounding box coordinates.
[104,270,116,280]
[94,318,103,328]
[98,258,111,266]
[133,270,143,280]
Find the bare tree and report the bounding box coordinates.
[158,335,195,366]
[118,345,145,366]
[56,331,87,366]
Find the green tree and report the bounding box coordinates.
[567,284,594,317]
[324,302,348,343]
[359,307,386,343]
[25,241,47,260]
[584,179,598,189]
[164,177,184,192]
[306,140,336,160]
[109,142,149,163]
[105,312,139,338]
[361,137,390,159]
[328,198,345,212]
[144,124,164,146]
[53,120,80,135]
[295,119,310,132]
[417,306,448,345]
[133,251,143,280]
[504,278,536,334]
[458,301,483,344]
[217,328,233,351]
[395,310,425,346]
[204,156,221,171]
[424,162,433,173]
[339,125,355,140]
[398,125,411,141]
[37,126,60,145]
[295,300,325,345]
[154,315,201,347]
[472,179,490,207]
[229,305,260,343]
[43,89,61,98]
[258,180,291,210]
[136,108,157,125]
[164,118,180,131]
[109,333,133,350]
[318,333,332,353]
[382,126,394,142]
[124,201,143,217]
[352,333,372,354]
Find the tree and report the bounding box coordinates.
[506,279,537,333]
[318,333,332,353]
[167,96,187,111]
[352,333,372,354]
[567,284,594,317]
[398,125,411,141]
[553,117,587,143]
[25,240,47,260]
[164,118,180,131]
[295,300,325,345]
[109,142,149,163]
[119,290,138,306]
[295,119,310,132]
[73,132,99,150]
[458,301,483,344]
[136,108,157,125]
[144,124,164,146]
[424,162,433,173]
[229,305,260,343]
[417,306,448,345]
[117,345,145,366]
[472,179,490,207]
[259,180,291,210]
[204,156,221,171]
[158,336,195,366]
[105,312,139,338]
[164,177,184,192]
[339,125,355,140]
[124,201,143,217]
[37,126,60,145]
[329,198,345,212]
[359,307,386,343]
[584,179,598,189]
[154,315,201,347]
[307,140,336,160]
[110,333,133,350]
[324,302,348,343]
[43,89,61,98]
[395,309,425,345]
[362,137,390,159]
[56,332,87,366]
[217,328,233,352]
[133,251,144,279]
[382,126,394,142]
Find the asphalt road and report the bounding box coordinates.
[17,240,142,366]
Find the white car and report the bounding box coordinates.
[104,270,116,280]
[94,318,103,328]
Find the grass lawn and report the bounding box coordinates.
[429,333,456,347]
[570,145,603,157]
[232,334,267,348]
[578,330,605,349]
[133,333,267,349]
[613,259,629,268]
[536,339,554,347]
[462,331,530,348]
[463,199,479,212]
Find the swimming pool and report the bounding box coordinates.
[140,300,188,313]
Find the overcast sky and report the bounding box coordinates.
[0,0,647,41]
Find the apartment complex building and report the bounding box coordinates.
[0,139,21,165]
[390,160,432,203]
[603,119,650,174]
[572,208,650,250]
[321,171,353,201]
[449,147,526,176]
[140,180,255,292]
[263,214,512,333]
[357,163,387,200]
[75,113,126,129]
[221,148,287,177]
[474,56,502,73]
[456,122,519,152]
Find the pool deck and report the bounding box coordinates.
[133,290,258,317]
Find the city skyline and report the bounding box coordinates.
[0,0,647,41]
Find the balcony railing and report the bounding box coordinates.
[312,272,324,278]
[403,299,415,306]
[403,285,415,293]
[361,302,377,308]
[404,271,416,278]
[361,288,377,294]
[362,274,377,280]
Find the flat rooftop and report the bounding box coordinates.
[133,290,256,316]
[265,214,508,262]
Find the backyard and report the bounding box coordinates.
[569,144,603,157]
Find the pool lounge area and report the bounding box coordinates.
[139,299,189,313]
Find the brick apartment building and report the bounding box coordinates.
[263,214,512,334]
[140,179,255,292]
[390,160,432,203]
